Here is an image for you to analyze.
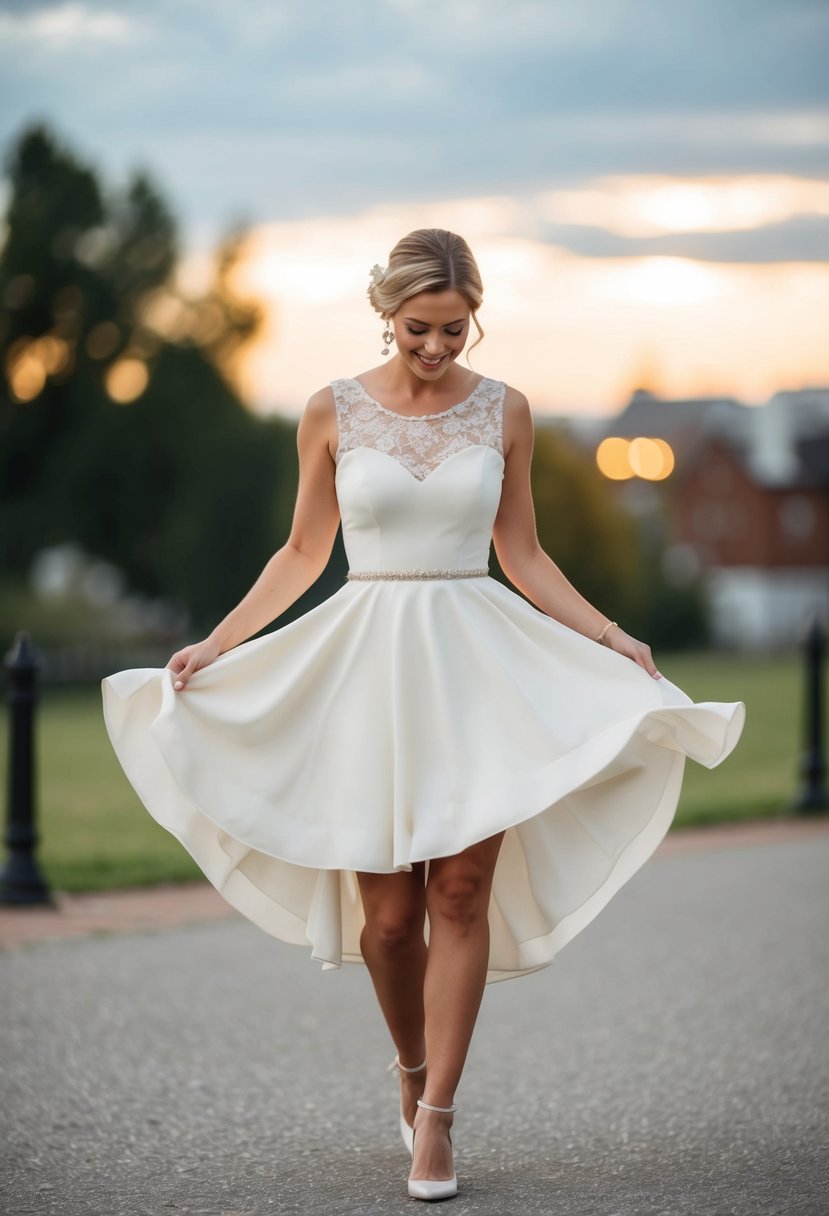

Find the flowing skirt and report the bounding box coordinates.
[102,576,745,982]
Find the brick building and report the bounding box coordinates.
[596,388,829,649]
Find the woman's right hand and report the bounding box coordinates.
[166,636,223,691]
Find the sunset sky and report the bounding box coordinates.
[1,0,827,417]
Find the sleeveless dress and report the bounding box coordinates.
[101,375,745,982]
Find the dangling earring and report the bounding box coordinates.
[381,322,395,357]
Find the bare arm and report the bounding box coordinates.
[168,387,340,687]
[492,388,662,679]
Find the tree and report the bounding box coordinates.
[0,122,297,641]
[489,424,644,623]
[492,425,708,649]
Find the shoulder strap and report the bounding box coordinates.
[329,377,349,415]
[330,378,371,460]
[466,377,505,455]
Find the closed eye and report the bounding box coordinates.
[407,327,464,336]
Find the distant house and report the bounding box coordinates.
[671,393,829,648]
[606,389,749,460]
[594,387,829,649]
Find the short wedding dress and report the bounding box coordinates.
[101,376,745,982]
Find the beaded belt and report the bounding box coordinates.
[347,567,489,581]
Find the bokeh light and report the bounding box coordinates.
[629,437,675,480]
[6,339,46,402]
[40,333,71,375]
[596,437,635,480]
[105,357,149,403]
[596,436,675,480]
[5,333,73,401]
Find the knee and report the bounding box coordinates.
[427,871,488,934]
[366,905,424,952]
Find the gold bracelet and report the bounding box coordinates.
[595,620,618,645]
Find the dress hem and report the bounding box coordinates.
[102,672,744,983]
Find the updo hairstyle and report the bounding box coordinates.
[367,228,485,359]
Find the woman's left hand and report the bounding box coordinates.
[602,625,662,679]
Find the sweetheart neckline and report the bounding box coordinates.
[335,443,505,484]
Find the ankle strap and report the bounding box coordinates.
[417,1098,458,1114]
[388,1054,427,1075]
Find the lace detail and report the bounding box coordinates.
[331,376,505,481]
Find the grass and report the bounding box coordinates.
[657,650,802,825]
[3,685,202,892]
[0,648,816,892]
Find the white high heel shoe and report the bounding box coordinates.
[407,1098,459,1202]
[388,1054,427,1155]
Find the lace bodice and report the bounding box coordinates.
[331,376,505,481]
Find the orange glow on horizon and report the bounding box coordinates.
[198,178,829,417]
[540,174,829,238]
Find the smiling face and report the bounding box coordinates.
[391,289,471,382]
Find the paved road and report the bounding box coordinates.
[2,834,827,1215]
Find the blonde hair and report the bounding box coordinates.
[367,228,485,359]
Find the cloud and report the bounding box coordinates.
[214,198,829,415]
[0,2,140,47]
[386,0,619,51]
[535,213,829,263]
[0,0,828,250]
[521,172,829,262]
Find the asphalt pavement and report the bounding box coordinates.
[2,831,827,1215]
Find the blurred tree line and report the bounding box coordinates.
[0,122,705,664]
[526,429,707,651]
[0,122,335,653]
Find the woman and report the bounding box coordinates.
[102,228,745,1202]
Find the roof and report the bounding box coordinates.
[606,388,829,490]
[608,390,750,459]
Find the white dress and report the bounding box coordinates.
[101,376,746,982]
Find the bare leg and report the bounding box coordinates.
[356,863,428,1127]
[410,830,505,1183]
